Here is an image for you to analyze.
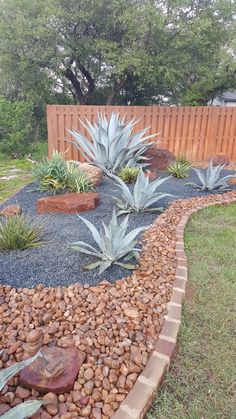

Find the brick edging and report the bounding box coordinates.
[112,195,236,419]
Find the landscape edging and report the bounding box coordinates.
[112,195,236,419]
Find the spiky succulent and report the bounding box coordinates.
[70,209,147,274]
[33,150,93,193]
[112,170,173,215]
[67,112,159,174]
[187,160,235,191]
[117,167,140,183]
[167,160,190,178]
[0,352,44,419]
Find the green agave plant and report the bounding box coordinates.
[117,166,140,183]
[112,170,173,215]
[167,160,190,178]
[67,112,160,174]
[70,209,147,274]
[187,160,235,191]
[0,352,44,419]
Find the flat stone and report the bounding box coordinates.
[36,192,100,214]
[0,204,22,217]
[143,147,175,171]
[20,347,86,394]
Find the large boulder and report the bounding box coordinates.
[210,153,230,166]
[78,163,103,186]
[20,347,86,394]
[37,192,100,214]
[143,147,175,171]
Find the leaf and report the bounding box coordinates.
[1,400,44,419]
[0,352,40,391]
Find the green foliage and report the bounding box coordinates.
[0,0,235,106]
[33,151,93,192]
[187,160,235,192]
[68,113,158,174]
[0,97,35,157]
[117,167,140,183]
[0,352,44,418]
[112,170,173,215]
[177,154,190,165]
[0,214,46,250]
[167,161,190,178]
[70,209,147,274]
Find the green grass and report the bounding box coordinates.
[148,204,236,419]
[0,142,48,202]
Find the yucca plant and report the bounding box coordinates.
[177,154,190,165]
[112,170,173,215]
[167,160,190,178]
[0,214,46,250]
[33,151,68,187]
[67,112,160,174]
[70,209,147,274]
[117,167,140,183]
[0,352,44,419]
[187,160,235,192]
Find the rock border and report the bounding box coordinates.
[112,193,236,419]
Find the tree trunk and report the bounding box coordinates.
[106,78,127,105]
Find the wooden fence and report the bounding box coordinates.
[47,105,236,162]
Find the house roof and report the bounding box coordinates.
[219,91,236,102]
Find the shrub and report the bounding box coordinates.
[167,160,190,178]
[187,160,235,192]
[70,209,147,274]
[117,167,140,183]
[0,214,46,250]
[67,112,159,174]
[33,151,93,193]
[0,97,35,157]
[112,170,173,215]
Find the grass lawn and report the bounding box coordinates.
[0,143,47,203]
[148,203,236,419]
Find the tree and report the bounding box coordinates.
[0,0,235,106]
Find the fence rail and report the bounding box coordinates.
[47,105,236,162]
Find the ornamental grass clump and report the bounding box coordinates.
[112,169,173,215]
[0,214,46,250]
[33,151,93,193]
[0,351,44,418]
[187,160,235,192]
[167,160,190,178]
[70,209,147,274]
[67,112,159,174]
[117,166,140,183]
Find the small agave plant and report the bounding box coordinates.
[187,160,235,192]
[112,170,173,215]
[70,209,147,274]
[67,112,159,174]
[0,351,44,419]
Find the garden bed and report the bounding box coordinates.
[1,169,236,288]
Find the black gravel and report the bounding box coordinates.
[0,169,235,288]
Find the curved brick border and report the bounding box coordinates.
[112,194,236,419]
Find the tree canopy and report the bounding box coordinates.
[0,0,235,106]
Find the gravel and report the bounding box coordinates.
[0,168,235,288]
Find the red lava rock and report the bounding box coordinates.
[211,153,230,166]
[143,147,175,171]
[145,170,158,180]
[36,192,100,214]
[20,347,86,394]
[229,177,236,185]
[124,307,139,318]
[0,204,22,217]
